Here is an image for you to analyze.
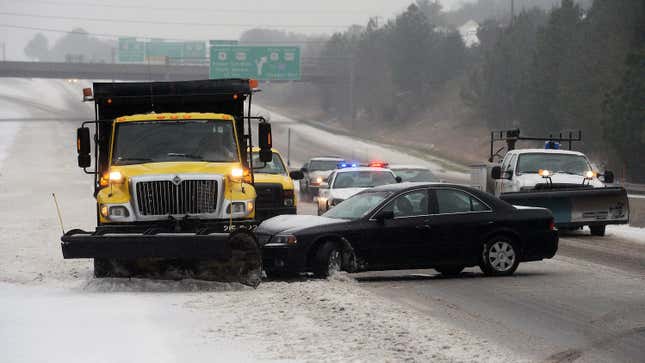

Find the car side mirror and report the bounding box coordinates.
[376,210,395,223]
[491,166,502,180]
[257,122,272,163]
[289,170,304,180]
[301,167,308,173]
[77,127,91,168]
[602,170,615,184]
[395,176,402,183]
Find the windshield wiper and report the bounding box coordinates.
[166,153,204,160]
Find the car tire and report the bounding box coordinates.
[480,236,520,276]
[435,265,465,276]
[590,225,606,237]
[313,241,342,278]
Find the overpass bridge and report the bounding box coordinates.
[0,60,349,83]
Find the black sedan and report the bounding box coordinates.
[257,183,558,278]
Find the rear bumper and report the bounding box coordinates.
[521,230,559,262]
[255,206,297,221]
[61,231,232,259]
[501,187,629,227]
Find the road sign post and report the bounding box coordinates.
[209,46,301,81]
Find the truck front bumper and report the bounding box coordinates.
[61,220,257,259]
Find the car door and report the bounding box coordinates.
[428,188,494,266]
[369,189,434,269]
[500,154,518,194]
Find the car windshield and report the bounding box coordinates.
[516,153,592,176]
[323,191,392,220]
[251,152,286,175]
[332,170,397,188]
[112,120,238,165]
[309,160,341,171]
[393,168,435,182]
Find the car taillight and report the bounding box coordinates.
[283,190,295,206]
[549,219,556,231]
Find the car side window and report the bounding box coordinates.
[436,189,491,214]
[382,190,429,218]
[327,171,336,186]
[508,155,518,173]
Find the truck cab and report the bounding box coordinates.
[249,147,303,221]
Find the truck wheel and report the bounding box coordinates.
[480,237,519,276]
[313,241,342,278]
[435,265,465,276]
[93,258,112,278]
[590,225,606,237]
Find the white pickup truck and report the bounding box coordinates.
[471,131,629,236]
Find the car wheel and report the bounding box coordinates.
[313,242,342,278]
[480,237,519,276]
[590,225,606,237]
[435,265,465,276]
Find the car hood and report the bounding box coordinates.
[329,187,368,200]
[257,214,347,235]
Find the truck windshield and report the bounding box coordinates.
[112,120,238,165]
[251,152,286,175]
[332,171,397,188]
[516,153,592,175]
[324,191,391,220]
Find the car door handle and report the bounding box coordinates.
[416,225,431,230]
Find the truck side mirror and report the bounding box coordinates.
[77,127,91,168]
[289,170,304,180]
[602,171,615,184]
[491,166,502,180]
[258,122,272,163]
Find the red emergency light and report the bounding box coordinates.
[368,161,389,168]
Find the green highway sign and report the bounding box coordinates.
[209,40,239,47]
[182,42,206,59]
[117,38,144,63]
[146,41,183,59]
[209,46,301,81]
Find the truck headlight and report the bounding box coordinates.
[109,171,124,184]
[227,202,246,214]
[109,206,130,217]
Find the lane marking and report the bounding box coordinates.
[628,194,645,199]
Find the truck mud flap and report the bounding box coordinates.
[61,231,233,260]
[501,187,629,227]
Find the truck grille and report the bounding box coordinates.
[255,183,283,208]
[135,179,218,216]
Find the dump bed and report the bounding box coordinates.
[92,79,253,176]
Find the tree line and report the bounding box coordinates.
[314,0,644,181]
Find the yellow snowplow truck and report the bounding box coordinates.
[60,79,273,286]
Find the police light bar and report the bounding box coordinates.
[544,141,561,150]
[368,161,389,168]
[337,161,358,169]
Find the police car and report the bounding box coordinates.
[316,161,400,215]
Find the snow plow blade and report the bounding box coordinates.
[500,187,629,228]
[61,230,262,287]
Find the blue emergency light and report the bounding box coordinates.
[337,161,358,169]
[545,141,561,150]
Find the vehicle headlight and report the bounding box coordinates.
[271,234,297,245]
[227,202,246,214]
[109,171,124,184]
[109,206,130,217]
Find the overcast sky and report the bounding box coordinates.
[0,0,477,60]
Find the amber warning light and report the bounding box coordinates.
[82,88,93,102]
